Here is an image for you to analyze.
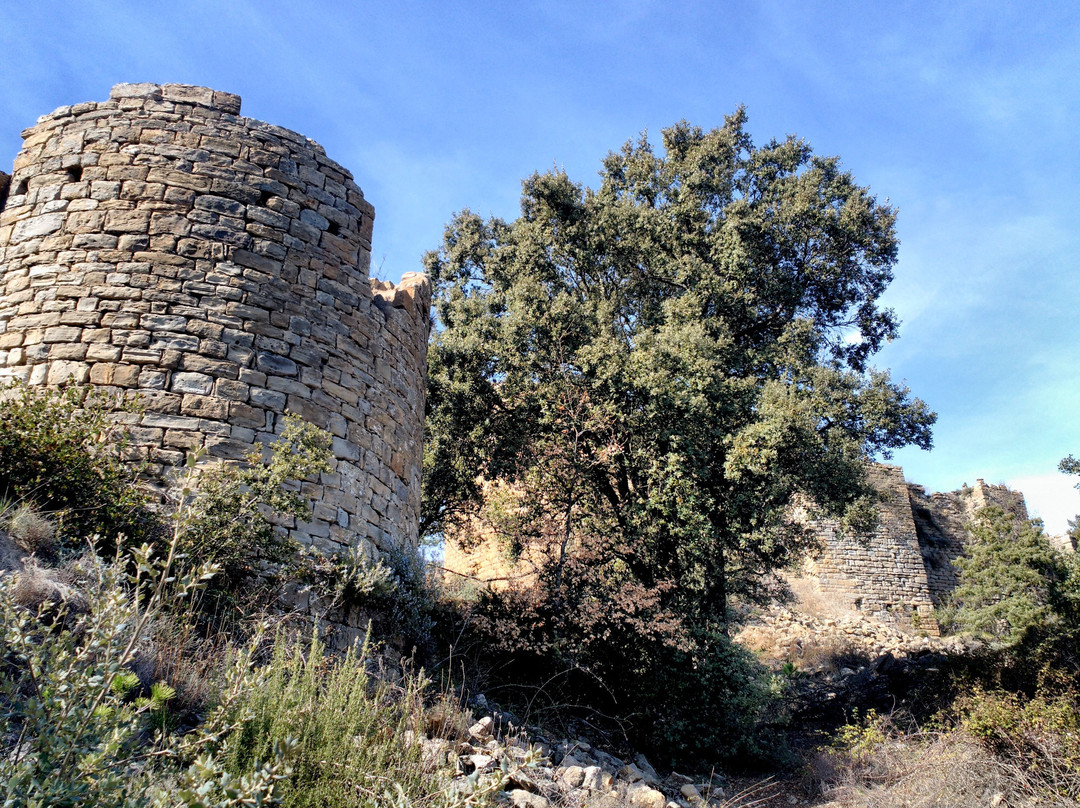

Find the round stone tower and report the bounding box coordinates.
[0,82,431,558]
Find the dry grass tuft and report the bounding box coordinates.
[6,504,57,556]
[9,562,88,618]
[807,710,1080,808]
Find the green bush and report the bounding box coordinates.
[955,688,1080,802]
[0,383,153,547]
[174,415,331,613]
[455,574,781,769]
[0,539,290,807]
[304,543,437,654]
[221,629,436,808]
[633,626,785,768]
[946,506,1080,680]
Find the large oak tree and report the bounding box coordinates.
[421,112,935,760]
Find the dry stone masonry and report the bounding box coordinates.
[796,468,1029,633]
[0,83,431,559]
[444,465,1033,634]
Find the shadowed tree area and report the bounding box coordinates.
[422,112,935,763]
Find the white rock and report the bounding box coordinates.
[628,782,667,808]
[467,753,496,773]
[561,765,585,788]
[582,765,612,792]
[469,716,494,740]
[508,790,549,808]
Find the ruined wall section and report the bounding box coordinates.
[0,82,430,557]
[912,479,1029,606]
[801,464,939,631]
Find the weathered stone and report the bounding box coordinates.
[104,209,150,234]
[582,766,612,792]
[12,213,66,242]
[181,394,228,419]
[469,716,494,741]
[171,372,213,395]
[466,754,496,773]
[561,765,585,788]
[255,351,297,376]
[508,791,549,808]
[0,82,432,577]
[627,783,667,808]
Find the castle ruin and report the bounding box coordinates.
[0,83,431,560]
[443,465,1032,634]
[794,466,1028,633]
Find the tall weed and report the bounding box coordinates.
[0,541,290,807]
[222,629,438,808]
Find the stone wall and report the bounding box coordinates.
[800,464,939,629]
[797,470,1030,632]
[443,465,1034,634]
[0,83,431,559]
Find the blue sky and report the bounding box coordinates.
[2,1,1078,531]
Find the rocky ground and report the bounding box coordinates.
[735,605,972,670]
[416,710,735,808]
[417,604,984,808]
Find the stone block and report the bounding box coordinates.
[230,402,266,428]
[12,213,65,242]
[171,372,213,395]
[46,360,89,385]
[181,394,228,419]
[104,209,150,233]
[255,351,297,376]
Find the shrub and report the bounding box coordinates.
[173,415,332,613]
[0,383,153,546]
[956,688,1080,799]
[221,629,438,808]
[946,506,1080,679]
[0,537,290,806]
[304,543,438,654]
[631,625,785,768]
[808,711,1012,808]
[453,568,781,769]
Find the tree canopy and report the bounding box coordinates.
[422,111,935,762]
[424,111,933,622]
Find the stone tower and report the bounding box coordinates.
[0,83,431,559]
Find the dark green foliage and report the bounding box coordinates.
[462,565,780,767]
[0,383,153,546]
[424,114,934,761]
[637,626,785,768]
[948,507,1080,674]
[1059,455,1080,552]
[425,113,934,622]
